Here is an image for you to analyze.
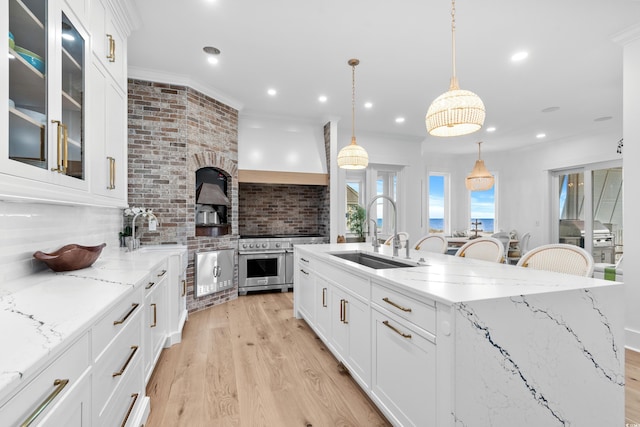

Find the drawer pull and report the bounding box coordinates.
[145,281,155,290]
[20,378,69,427]
[120,393,139,427]
[300,269,309,275]
[112,345,139,377]
[382,297,412,312]
[182,279,186,297]
[300,257,309,263]
[383,320,412,339]
[106,34,116,62]
[113,303,139,325]
[151,303,157,327]
[322,287,327,307]
[157,269,167,277]
[339,299,349,324]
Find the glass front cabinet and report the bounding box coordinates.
[3,0,89,193]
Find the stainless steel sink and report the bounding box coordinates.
[329,251,419,269]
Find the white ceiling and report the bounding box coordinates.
[127,0,640,155]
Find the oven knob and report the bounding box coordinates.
[275,243,281,248]
[249,244,254,248]
[262,243,268,248]
[242,244,247,249]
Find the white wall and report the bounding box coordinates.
[238,113,328,173]
[620,26,640,351]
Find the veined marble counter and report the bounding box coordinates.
[0,245,187,405]
[296,243,625,426]
[299,242,622,304]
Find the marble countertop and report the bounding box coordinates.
[0,245,187,404]
[297,242,621,305]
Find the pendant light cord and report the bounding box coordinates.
[351,62,356,141]
[477,141,482,160]
[450,0,458,89]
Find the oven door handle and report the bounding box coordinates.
[239,250,287,256]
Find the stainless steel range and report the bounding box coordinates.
[238,234,328,295]
[559,219,616,263]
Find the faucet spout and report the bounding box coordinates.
[366,195,399,257]
[130,211,159,251]
[369,218,380,252]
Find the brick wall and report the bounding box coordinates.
[128,80,239,312]
[238,183,327,235]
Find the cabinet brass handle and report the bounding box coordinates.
[50,120,68,173]
[322,287,327,307]
[300,257,309,263]
[107,156,116,189]
[151,303,157,327]
[120,393,139,427]
[20,379,69,427]
[106,34,115,62]
[113,303,139,325]
[182,279,186,297]
[383,320,412,339]
[112,345,139,377]
[339,299,343,322]
[382,297,412,312]
[145,281,155,290]
[343,300,348,324]
[300,269,309,275]
[339,299,348,324]
[157,269,167,277]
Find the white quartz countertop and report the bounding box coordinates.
[0,245,187,404]
[296,243,621,305]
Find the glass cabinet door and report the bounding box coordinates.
[60,11,85,179]
[8,0,48,169]
[8,0,85,181]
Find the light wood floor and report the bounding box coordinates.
[146,292,640,427]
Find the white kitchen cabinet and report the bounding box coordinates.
[314,275,331,341]
[330,284,370,388]
[3,0,89,191]
[90,0,127,89]
[0,333,91,426]
[297,259,315,322]
[166,250,188,346]
[144,261,169,383]
[371,307,436,427]
[88,59,127,205]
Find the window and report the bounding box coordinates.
[345,170,366,237]
[374,169,398,237]
[469,187,495,235]
[428,174,448,234]
[556,164,622,263]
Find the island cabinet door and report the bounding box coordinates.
[297,262,315,323]
[330,285,371,388]
[371,308,436,427]
[314,276,331,341]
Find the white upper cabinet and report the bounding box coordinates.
[1,0,131,206]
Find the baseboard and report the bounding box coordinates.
[625,328,640,352]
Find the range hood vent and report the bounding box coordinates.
[196,182,229,205]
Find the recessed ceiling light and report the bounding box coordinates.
[536,133,546,139]
[511,51,528,62]
[594,116,613,122]
[267,88,277,96]
[318,95,327,103]
[207,56,219,64]
[395,117,405,123]
[541,106,560,113]
[203,46,221,65]
[486,126,496,132]
[364,102,373,109]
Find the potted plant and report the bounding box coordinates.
[347,205,367,242]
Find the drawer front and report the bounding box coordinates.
[297,253,315,271]
[147,260,169,293]
[98,353,144,427]
[92,287,143,361]
[322,262,370,299]
[93,304,143,417]
[372,282,436,334]
[0,333,90,426]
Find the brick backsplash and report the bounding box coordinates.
[128,79,239,313]
[0,201,121,281]
[239,183,328,235]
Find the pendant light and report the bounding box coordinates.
[465,142,494,191]
[337,59,369,169]
[426,0,485,137]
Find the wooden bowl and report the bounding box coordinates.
[33,243,106,272]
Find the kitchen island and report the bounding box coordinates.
[293,242,624,427]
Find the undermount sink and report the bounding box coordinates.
[329,251,420,269]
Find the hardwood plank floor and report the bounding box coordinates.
[146,292,390,427]
[146,292,640,427]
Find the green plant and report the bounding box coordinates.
[347,205,367,239]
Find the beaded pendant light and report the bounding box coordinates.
[465,142,494,191]
[338,59,369,169]
[426,0,485,137]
